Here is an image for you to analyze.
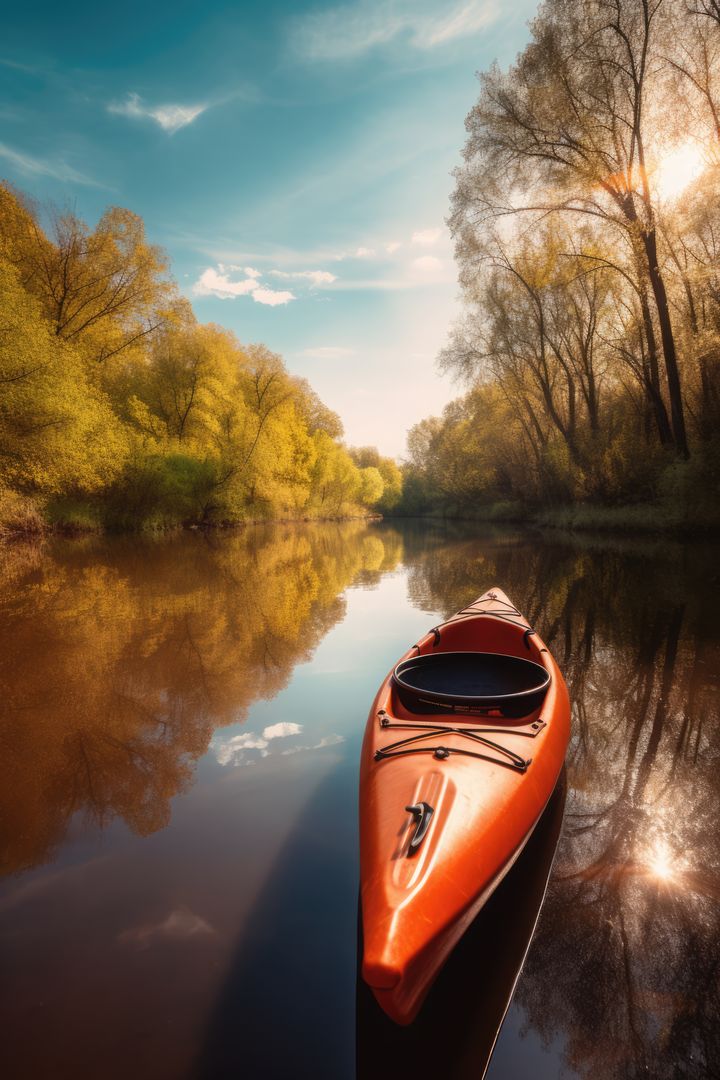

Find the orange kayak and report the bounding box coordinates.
[359,588,570,1025]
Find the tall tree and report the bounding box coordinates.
[451,0,690,455]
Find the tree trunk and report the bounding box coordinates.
[638,279,674,448]
[642,229,689,457]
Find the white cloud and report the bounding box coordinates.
[109,92,207,133]
[270,269,337,286]
[263,722,303,739]
[222,264,263,278]
[291,0,499,60]
[315,734,345,748]
[411,227,442,246]
[193,267,258,298]
[281,733,346,755]
[324,250,452,292]
[213,725,343,765]
[194,228,453,299]
[325,246,376,263]
[224,733,269,751]
[192,265,296,306]
[0,141,99,186]
[412,255,442,271]
[299,346,355,359]
[424,3,498,45]
[252,286,296,307]
[119,908,215,947]
[215,732,269,765]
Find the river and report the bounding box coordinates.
[1,520,718,1079]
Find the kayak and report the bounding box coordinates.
[359,587,570,1025]
[356,772,567,1078]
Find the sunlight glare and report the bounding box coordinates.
[648,841,675,881]
[654,141,705,201]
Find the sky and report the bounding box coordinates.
[1,0,539,458]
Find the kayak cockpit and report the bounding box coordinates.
[393,651,551,719]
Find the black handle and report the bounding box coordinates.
[405,802,434,853]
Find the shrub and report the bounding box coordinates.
[0,488,47,541]
[103,453,222,531]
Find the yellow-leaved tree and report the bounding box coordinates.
[0,181,402,530]
[0,261,128,499]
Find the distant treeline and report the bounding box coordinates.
[402,0,720,528]
[0,184,401,537]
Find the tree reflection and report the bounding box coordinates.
[0,523,403,877]
[404,526,720,1078]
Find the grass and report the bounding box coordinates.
[0,489,47,542]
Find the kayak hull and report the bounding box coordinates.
[359,588,570,1025]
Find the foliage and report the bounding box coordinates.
[0,184,402,531]
[0,487,46,540]
[349,445,404,511]
[404,0,720,524]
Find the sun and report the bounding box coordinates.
[653,141,706,201]
[648,843,674,881]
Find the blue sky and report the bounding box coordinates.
[1,0,538,457]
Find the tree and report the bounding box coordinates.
[1,188,172,364]
[358,466,385,507]
[0,182,389,528]
[451,0,691,455]
[349,446,403,511]
[0,262,127,496]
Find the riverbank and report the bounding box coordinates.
[388,497,720,536]
[4,487,718,545]
[0,489,381,544]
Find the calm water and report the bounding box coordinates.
[1,521,718,1079]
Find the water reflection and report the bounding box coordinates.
[1,520,718,1079]
[400,523,720,1079]
[0,522,403,878]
